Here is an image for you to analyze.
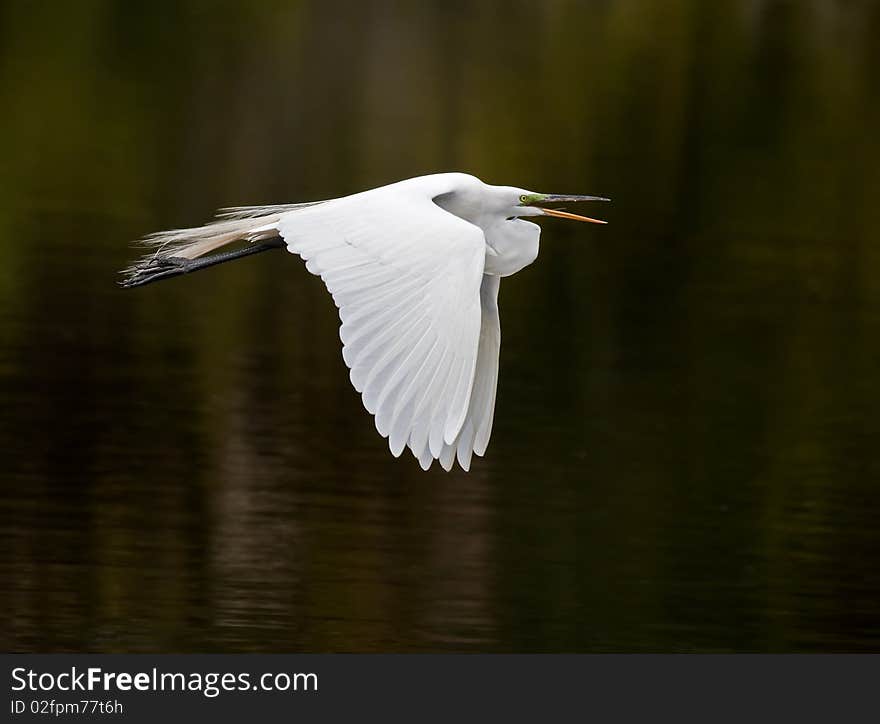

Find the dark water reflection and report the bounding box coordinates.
[2,1,880,652]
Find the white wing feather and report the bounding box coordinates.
[437,275,501,471]
[272,178,486,470]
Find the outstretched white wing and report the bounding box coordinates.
[273,178,486,470]
[436,275,501,472]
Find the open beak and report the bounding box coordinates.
[537,194,610,225]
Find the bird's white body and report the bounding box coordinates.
[126,173,607,471]
[257,173,521,472]
[431,174,541,276]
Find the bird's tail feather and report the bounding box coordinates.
[120,201,321,286]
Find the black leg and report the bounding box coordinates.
[120,238,287,288]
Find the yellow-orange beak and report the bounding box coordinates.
[524,193,610,224]
[540,207,607,225]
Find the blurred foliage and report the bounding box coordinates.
[1,0,879,651]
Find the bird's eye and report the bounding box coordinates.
[519,194,527,203]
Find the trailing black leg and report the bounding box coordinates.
[120,238,287,288]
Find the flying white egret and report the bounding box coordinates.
[122,173,608,471]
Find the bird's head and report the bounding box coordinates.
[512,190,610,224]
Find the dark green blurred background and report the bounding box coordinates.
[2,0,879,652]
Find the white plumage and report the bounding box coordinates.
[123,173,608,471]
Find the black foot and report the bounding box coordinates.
[119,256,194,288]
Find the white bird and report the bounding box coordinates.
[122,173,608,471]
